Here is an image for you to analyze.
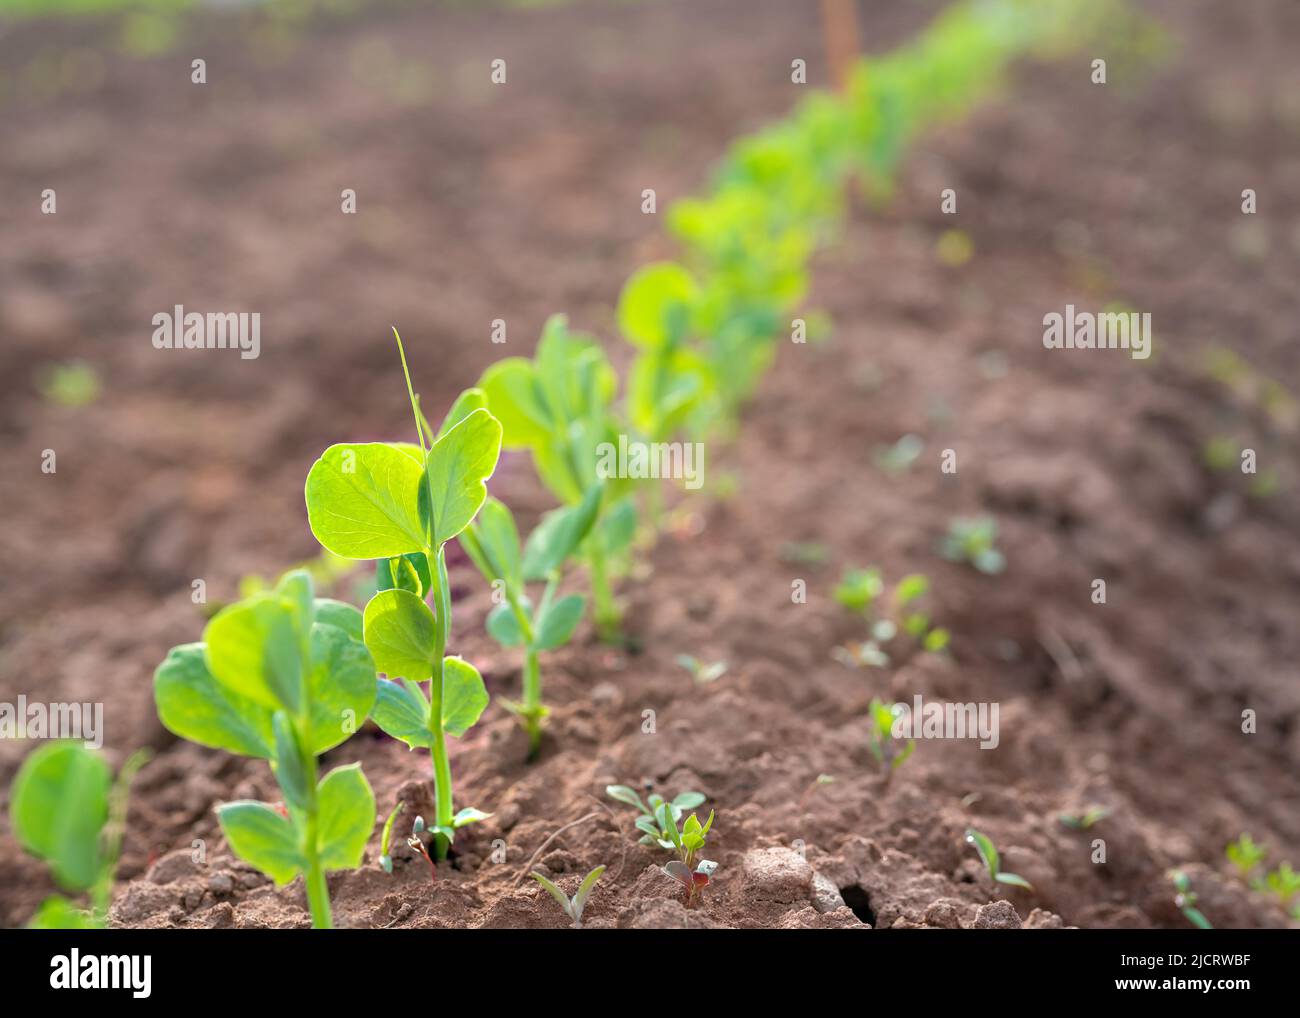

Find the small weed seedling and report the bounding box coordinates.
[606,784,705,849]
[941,517,1006,575]
[9,742,148,929]
[460,489,600,759]
[658,807,717,904]
[965,828,1032,892]
[865,698,914,778]
[1059,807,1110,830]
[378,801,405,873]
[1263,862,1300,911]
[155,570,378,928]
[305,334,501,861]
[1225,832,1266,879]
[531,865,606,928]
[676,653,728,686]
[834,568,949,667]
[1170,870,1213,929]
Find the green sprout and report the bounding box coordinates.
[658,808,717,904]
[1263,862,1300,908]
[865,698,914,776]
[965,828,1033,892]
[941,516,1006,574]
[530,865,606,929]
[1059,807,1110,830]
[1170,870,1213,929]
[304,330,501,862]
[874,433,924,475]
[154,569,377,928]
[461,490,599,759]
[9,743,149,929]
[378,801,405,874]
[833,567,949,667]
[1225,832,1266,878]
[37,359,100,408]
[606,784,705,849]
[675,653,728,685]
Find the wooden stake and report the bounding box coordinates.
[820,0,862,92]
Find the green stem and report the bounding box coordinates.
[304,820,333,929]
[427,545,455,859]
[522,647,542,759]
[587,542,620,641]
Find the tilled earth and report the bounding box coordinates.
[1,0,1298,929]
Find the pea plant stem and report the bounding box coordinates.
[427,543,455,859]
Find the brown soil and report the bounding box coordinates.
[1,0,1298,929]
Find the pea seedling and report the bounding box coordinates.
[941,516,1006,575]
[530,865,606,928]
[154,569,377,929]
[606,784,706,849]
[965,828,1032,892]
[9,742,148,929]
[460,488,600,759]
[305,332,501,861]
[478,315,636,639]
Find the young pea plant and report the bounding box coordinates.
[605,784,706,849]
[478,315,637,640]
[305,332,501,863]
[865,697,914,778]
[154,569,377,929]
[530,865,606,928]
[618,262,718,525]
[658,808,717,904]
[9,742,149,929]
[833,567,949,667]
[965,828,1033,893]
[941,516,1006,575]
[459,487,601,760]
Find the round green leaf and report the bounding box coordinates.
[617,261,697,349]
[154,643,274,759]
[479,358,554,450]
[305,442,427,559]
[418,408,503,547]
[204,595,304,713]
[363,588,436,682]
[217,801,304,887]
[371,679,433,750]
[534,594,586,651]
[442,657,489,738]
[305,621,377,755]
[10,743,111,892]
[316,763,376,872]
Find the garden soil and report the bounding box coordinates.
[1,0,1297,928]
